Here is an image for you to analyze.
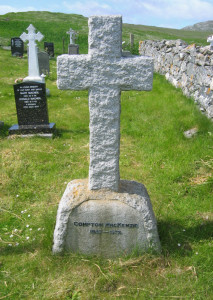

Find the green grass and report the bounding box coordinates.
[0,12,213,299]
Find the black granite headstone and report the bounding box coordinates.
[9,81,55,135]
[44,42,54,57]
[11,37,24,57]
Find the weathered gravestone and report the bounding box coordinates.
[68,44,79,55]
[67,28,79,55]
[11,37,24,57]
[130,33,134,49]
[9,81,55,136]
[44,42,54,57]
[53,16,161,257]
[38,51,50,75]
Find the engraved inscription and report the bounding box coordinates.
[90,230,122,235]
[13,81,49,126]
[17,85,43,109]
[73,221,139,235]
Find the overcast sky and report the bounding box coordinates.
[0,0,213,29]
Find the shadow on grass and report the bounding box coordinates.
[0,125,89,139]
[54,127,89,138]
[1,220,212,257]
[158,219,213,256]
[0,123,10,138]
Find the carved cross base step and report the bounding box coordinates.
[23,76,44,82]
[53,179,161,257]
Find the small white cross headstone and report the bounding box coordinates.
[20,24,44,82]
[66,28,78,44]
[207,35,213,50]
[53,15,160,256]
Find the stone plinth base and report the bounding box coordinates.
[53,179,161,257]
[9,123,56,137]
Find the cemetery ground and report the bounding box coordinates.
[0,47,213,300]
[0,13,213,299]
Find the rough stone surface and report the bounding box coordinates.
[139,39,213,120]
[57,16,153,191]
[183,127,198,138]
[207,35,213,50]
[52,179,161,257]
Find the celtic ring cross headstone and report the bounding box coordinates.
[20,24,44,82]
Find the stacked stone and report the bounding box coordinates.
[139,39,213,119]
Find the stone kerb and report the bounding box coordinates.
[139,39,213,119]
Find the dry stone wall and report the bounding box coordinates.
[139,39,213,119]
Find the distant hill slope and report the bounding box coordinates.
[0,11,211,55]
[182,20,213,32]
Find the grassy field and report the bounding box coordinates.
[0,11,212,56]
[0,12,213,299]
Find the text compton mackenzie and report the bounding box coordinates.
[74,222,139,236]
[73,222,139,228]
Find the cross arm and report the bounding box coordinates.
[20,32,28,42]
[36,32,44,42]
[116,56,154,91]
[57,55,92,90]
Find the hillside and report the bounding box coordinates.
[182,20,213,32]
[0,11,211,56]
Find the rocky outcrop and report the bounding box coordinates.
[139,39,213,119]
[182,20,213,32]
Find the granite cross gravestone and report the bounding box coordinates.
[53,16,161,257]
[67,28,79,55]
[11,37,24,57]
[20,24,44,82]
